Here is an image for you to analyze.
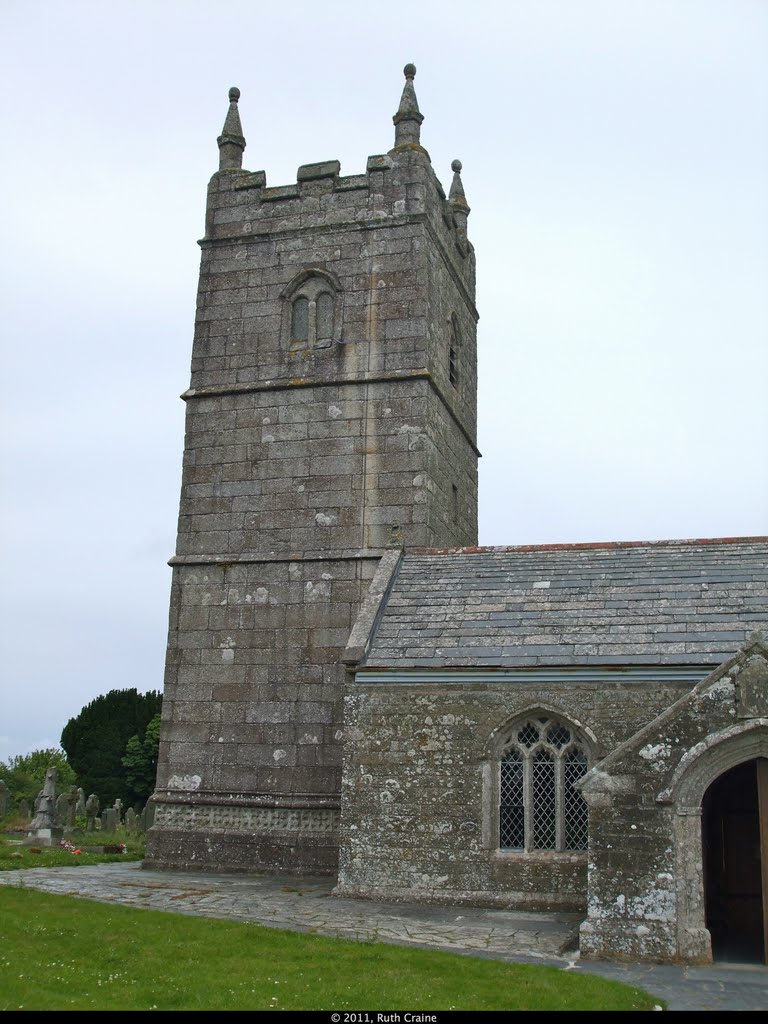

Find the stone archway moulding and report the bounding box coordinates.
[661,719,768,962]
[658,718,768,810]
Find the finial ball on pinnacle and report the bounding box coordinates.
[403,63,416,80]
[451,159,462,173]
[229,87,240,102]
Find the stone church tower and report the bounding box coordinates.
[146,67,479,872]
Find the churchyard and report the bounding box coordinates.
[0,767,662,1010]
[0,769,150,870]
[0,764,661,1009]
[0,885,661,1011]
[0,833,143,870]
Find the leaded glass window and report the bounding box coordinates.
[498,716,589,852]
[500,749,524,849]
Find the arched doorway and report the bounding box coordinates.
[702,759,768,963]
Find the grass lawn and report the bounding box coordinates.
[1,833,143,871]
[0,887,662,1011]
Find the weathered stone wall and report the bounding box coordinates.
[148,121,479,871]
[337,676,693,909]
[173,378,475,557]
[146,555,377,872]
[178,151,478,556]
[579,643,768,963]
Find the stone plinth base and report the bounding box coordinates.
[143,798,340,874]
[144,826,339,874]
[579,916,712,963]
[25,827,64,847]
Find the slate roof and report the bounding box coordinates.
[361,538,768,669]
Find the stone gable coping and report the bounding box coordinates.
[579,634,768,796]
[342,549,403,667]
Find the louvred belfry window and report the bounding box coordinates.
[282,268,342,350]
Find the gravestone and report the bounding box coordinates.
[124,807,137,833]
[0,780,8,818]
[141,800,156,832]
[65,787,78,827]
[18,799,30,820]
[55,793,69,826]
[101,807,117,834]
[85,793,100,832]
[28,766,63,844]
[113,799,123,824]
[75,788,86,819]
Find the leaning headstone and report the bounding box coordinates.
[0,780,8,818]
[75,787,86,819]
[124,807,138,833]
[141,799,156,831]
[28,767,63,845]
[101,807,117,834]
[55,793,69,826]
[65,787,78,827]
[18,799,31,821]
[85,793,100,832]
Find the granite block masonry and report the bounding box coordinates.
[145,66,479,874]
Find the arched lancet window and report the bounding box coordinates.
[282,269,342,350]
[291,297,309,343]
[499,715,589,852]
[316,292,334,343]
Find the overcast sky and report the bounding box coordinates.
[1,0,766,764]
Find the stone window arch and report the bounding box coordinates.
[281,269,342,350]
[494,713,590,852]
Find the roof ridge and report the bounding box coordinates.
[409,536,768,556]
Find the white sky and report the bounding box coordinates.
[1,0,766,762]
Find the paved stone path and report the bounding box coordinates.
[2,862,766,1011]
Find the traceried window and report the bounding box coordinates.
[499,716,589,852]
[281,269,342,350]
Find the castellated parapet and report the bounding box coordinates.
[145,67,480,873]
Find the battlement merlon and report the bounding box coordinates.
[204,152,473,297]
[202,73,476,304]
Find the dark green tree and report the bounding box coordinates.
[61,689,162,806]
[122,713,162,805]
[0,748,77,809]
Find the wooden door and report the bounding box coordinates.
[703,759,766,963]
[758,758,768,964]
